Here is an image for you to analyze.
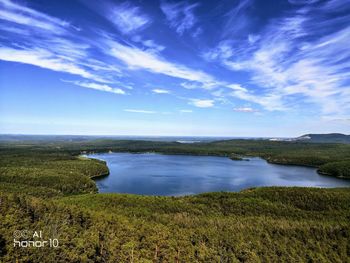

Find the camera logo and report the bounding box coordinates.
[13,230,59,248]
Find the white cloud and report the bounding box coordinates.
[161,1,199,35]
[181,82,201,89]
[107,40,216,84]
[0,43,120,83]
[221,0,254,38]
[0,25,30,35]
[0,47,106,82]
[230,88,286,111]
[321,115,350,123]
[288,0,320,5]
[66,80,125,95]
[189,99,214,108]
[142,40,165,52]
[180,109,193,113]
[227,84,248,92]
[0,0,124,85]
[152,89,170,94]
[192,27,203,38]
[226,84,285,111]
[124,109,156,114]
[109,2,150,34]
[202,41,233,61]
[131,36,165,52]
[209,1,350,114]
[233,107,257,113]
[248,34,260,44]
[0,0,70,34]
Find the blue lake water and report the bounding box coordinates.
[88,153,350,196]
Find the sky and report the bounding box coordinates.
[0,0,349,137]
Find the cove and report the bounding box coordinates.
[89,152,350,196]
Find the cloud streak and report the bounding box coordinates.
[152,89,170,94]
[207,0,350,114]
[124,109,156,114]
[1,0,349,124]
[109,2,151,34]
[0,0,124,86]
[65,80,126,95]
[233,107,257,113]
[0,0,70,34]
[0,47,99,81]
[106,40,217,85]
[189,99,214,108]
[161,1,199,35]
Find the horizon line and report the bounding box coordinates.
[0,133,292,138]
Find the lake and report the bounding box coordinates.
[88,152,350,196]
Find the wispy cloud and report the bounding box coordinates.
[207,0,350,114]
[222,0,254,38]
[106,40,216,84]
[180,109,193,113]
[0,0,123,86]
[109,2,151,34]
[321,115,350,123]
[143,39,165,52]
[131,36,165,52]
[233,107,257,113]
[189,99,214,108]
[161,1,199,35]
[288,0,320,5]
[227,84,286,111]
[1,0,349,123]
[181,82,201,89]
[63,80,125,95]
[152,89,170,94]
[124,109,156,114]
[202,41,233,61]
[0,47,102,81]
[0,0,70,34]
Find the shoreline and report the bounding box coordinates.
[83,149,320,168]
[83,151,350,196]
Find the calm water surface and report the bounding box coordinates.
[88,153,350,196]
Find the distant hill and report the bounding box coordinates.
[295,133,350,143]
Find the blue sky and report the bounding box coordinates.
[0,0,349,137]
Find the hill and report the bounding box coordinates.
[295,133,350,143]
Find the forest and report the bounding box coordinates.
[2,138,350,178]
[0,138,350,262]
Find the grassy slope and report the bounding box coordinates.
[0,139,350,262]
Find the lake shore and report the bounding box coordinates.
[88,152,350,196]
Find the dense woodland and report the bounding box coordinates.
[1,138,350,178]
[0,139,350,262]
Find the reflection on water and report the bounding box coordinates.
[89,153,350,196]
